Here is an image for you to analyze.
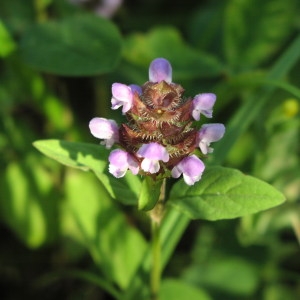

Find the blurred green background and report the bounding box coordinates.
[0,0,300,299]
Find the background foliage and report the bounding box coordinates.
[0,0,300,299]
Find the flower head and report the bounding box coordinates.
[108,149,139,178]
[198,123,225,154]
[89,117,119,148]
[137,142,169,174]
[192,93,216,121]
[149,58,172,83]
[171,155,205,185]
[89,57,225,184]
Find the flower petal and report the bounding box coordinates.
[129,84,142,95]
[111,83,133,114]
[137,142,169,162]
[171,155,205,185]
[198,123,225,154]
[108,149,139,177]
[89,117,119,148]
[192,93,216,121]
[141,158,160,174]
[137,142,169,173]
[149,58,172,83]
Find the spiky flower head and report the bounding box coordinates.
[89,58,225,185]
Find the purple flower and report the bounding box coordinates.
[111,83,134,114]
[171,155,205,185]
[89,117,119,149]
[137,142,169,174]
[129,84,142,95]
[198,123,225,154]
[95,0,123,18]
[149,58,172,83]
[192,93,216,121]
[108,149,139,178]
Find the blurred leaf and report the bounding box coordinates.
[213,34,300,165]
[254,118,299,182]
[0,154,59,248]
[138,177,163,211]
[33,139,141,205]
[0,0,35,34]
[188,4,225,52]
[224,0,297,68]
[183,257,259,296]
[20,14,122,76]
[160,279,211,300]
[43,95,72,131]
[0,20,16,57]
[169,167,286,220]
[123,27,224,79]
[124,208,190,300]
[61,170,147,289]
[226,132,255,167]
[59,270,121,299]
[263,284,297,300]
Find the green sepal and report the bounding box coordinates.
[138,177,163,211]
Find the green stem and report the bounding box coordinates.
[150,219,161,300]
[149,179,166,300]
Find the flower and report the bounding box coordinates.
[171,155,205,185]
[149,58,172,83]
[108,149,139,178]
[129,84,142,95]
[89,57,225,184]
[137,142,169,174]
[95,0,123,18]
[192,93,216,121]
[89,117,119,148]
[198,123,225,154]
[68,0,123,18]
[111,83,134,114]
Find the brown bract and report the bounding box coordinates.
[119,80,198,171]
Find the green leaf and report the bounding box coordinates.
[123,27,224,79]
[0,154,59,248]
[169,167,286,220]
[138,177,163,211]
[61,170,147,289]
[123,208,190,299]
[213,34,300,165]
[0,0,35,34]
[183,257,259,296]
[0,20,16,57]
[224,0,297,69]
[33,139,106,171]
[20,14,122,76]
[160,279,211,300]
[33,139,141,205]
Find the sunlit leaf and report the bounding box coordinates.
[33,139,141,205]
[169,167,286,220]
[0,154,59,248]
[0,20,16,57]
[61,170,147,289]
